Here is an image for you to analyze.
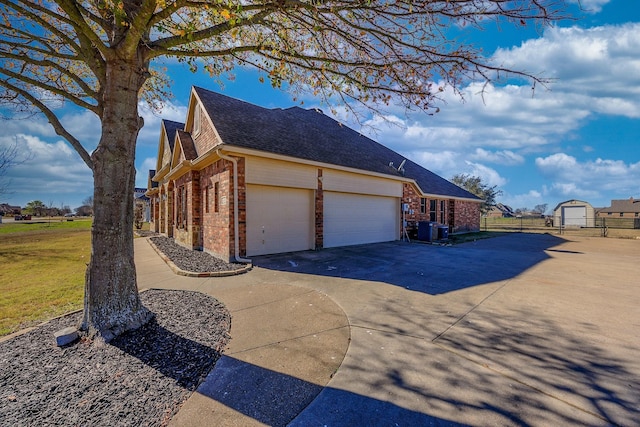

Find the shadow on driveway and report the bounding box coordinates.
[196,303,640,427]
[252,233,567,295]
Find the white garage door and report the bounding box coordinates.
[563,206,587,227]
[324,192,398,248]
[246,184,314,256]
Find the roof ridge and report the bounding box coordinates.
[190,87,480,201]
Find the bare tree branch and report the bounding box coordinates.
[0,79,93,169]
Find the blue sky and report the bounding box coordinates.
[1,0,639,213]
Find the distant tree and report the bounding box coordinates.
[75,204,93,216]
[82,196,93,207]
[533,204,548,215]
[451,174,502,215]
[1,0,569,341]
[0,139,30,196]
[80,196,94,216]
[24,200,46,217]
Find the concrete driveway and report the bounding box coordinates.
[253,233,640,426]
[138,233,640,426]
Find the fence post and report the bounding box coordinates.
[558,215,562,235]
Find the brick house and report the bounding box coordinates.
[597,197,640,219]
[147,87,481,262]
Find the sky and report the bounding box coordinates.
[1,0,639,214]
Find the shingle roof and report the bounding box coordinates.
[552,199,592,212]
[599,198,640,213]
[176,130,198,161]
[148,170,158,188]
[194,87,480,201]
[162,119,184,151]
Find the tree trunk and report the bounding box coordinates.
[80,58,153,342]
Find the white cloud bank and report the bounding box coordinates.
[0,134,93,208]
[353,22,640,209]
[1,99,187,207]
[4,18,640,211]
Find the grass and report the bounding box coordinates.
[0,219,92,336]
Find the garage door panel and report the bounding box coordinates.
[563,206,587,227]
[324,192,398,248]
[246,185,313,256]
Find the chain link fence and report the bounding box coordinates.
[482,216,640,239]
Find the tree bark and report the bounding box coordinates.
[79,58,153,342]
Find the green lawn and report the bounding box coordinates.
[0,219,92,336]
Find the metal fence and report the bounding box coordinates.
[482,216,548,232]
[595,217,640,229]
[482,216,640,233]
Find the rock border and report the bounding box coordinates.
[146,237,252,277]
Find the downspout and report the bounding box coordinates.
[216,149,252,263]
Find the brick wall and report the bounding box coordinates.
[452,200,481,233]
[149,195,160,233]
[401,183,449,237]
[200,159,233,262]
[166,181,174,237]
[401,183,481,235]
[192,105,219,154]
[173,171,201,249]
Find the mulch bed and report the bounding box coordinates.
[0,289,231,426]
[149,236,246,273]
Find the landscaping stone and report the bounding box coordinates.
[53,327,78,346]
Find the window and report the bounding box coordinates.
[620,212,624,217]
[429,199,437,222]
[420,198,426,214]
[204,186,210,214]
[439,200,446,223]
[193,104,201,135]
[608,212,612,216]
[635,212,639,218]
[214,181,220,213]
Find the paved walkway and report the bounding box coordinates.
[135,238,350,426]
[135,233,640,426]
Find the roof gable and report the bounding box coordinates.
[194,87,479,201]
[171,129,198,169]
[156,119,184,172]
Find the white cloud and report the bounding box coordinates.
[469,148,524,165]
[136,157,158,189]
[464,161,508,187]
[137,100,188,147]
[341,22,640,210]
[569,0,612,13]
[1,134,92,207]
[59,110,101,150]
[492,23,640,117]
[535,153,640,202]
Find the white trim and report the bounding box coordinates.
[220,145,481,203]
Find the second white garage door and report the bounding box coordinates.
[324,192,399,248]
[246,184,314,256]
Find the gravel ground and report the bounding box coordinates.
[0,289,231,427]
[149,236,246,273]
